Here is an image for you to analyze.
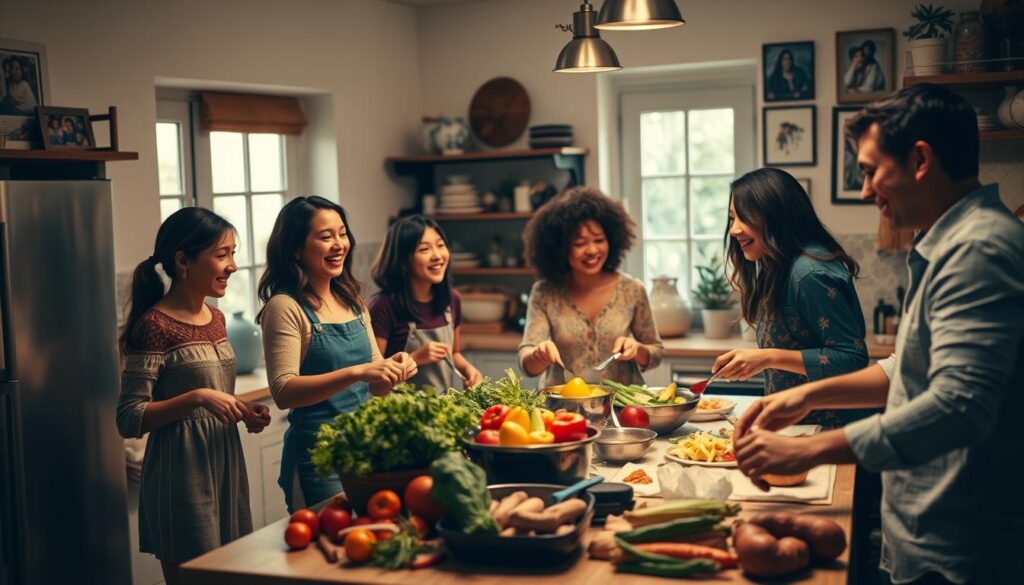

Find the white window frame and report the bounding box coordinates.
[154,94,303,319]
[620,84,755,302]
[155,99,196,213]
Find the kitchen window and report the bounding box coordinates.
[621,85,755,303]
[154,97,299,320]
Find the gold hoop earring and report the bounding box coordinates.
[182,268,188,280]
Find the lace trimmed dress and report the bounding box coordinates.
[115,306,252,563]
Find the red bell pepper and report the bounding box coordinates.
[550,412,587,443]
[475,429,501,444]
[480,405,510,430]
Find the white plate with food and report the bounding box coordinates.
[665,430,737,467]
[689,397,737,421]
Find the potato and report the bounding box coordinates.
[733,521,810,577]
[746,512,846,561]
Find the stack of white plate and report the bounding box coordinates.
[450,250,480,269]
[977,115,996,131]
[438,183,482,214]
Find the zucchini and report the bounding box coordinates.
[618,516,723,543]
[615,560,720,578]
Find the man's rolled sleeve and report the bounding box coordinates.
[845,413,903,471]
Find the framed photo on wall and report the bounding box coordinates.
[836,28,895,104]
[763,41,815,102]
[763,105,816,166]
[37,106,95,150]
[0,38,50,149]
[831,106,870,204]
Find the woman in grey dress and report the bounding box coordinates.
[116,208,270,585]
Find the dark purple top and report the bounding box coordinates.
[368,291,462,357]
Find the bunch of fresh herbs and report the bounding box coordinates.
[310,387,475,478]
[444,369,545,419]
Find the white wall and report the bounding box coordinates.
[414,0,1021,234]
[1,0,421,272]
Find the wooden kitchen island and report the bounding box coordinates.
[181,434,857,585]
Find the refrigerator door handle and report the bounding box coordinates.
[0,381,25,585]
[0,186,13,382]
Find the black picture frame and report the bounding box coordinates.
[836,28,896,104]
[1,38,50,150]
[763,105,817,167]
[37,106,95,150]
[762,41,815,102]
[831,106,871,205]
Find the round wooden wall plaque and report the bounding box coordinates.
[469,77,531,148]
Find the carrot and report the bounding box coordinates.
[633,543,738,569]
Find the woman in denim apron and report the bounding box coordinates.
[257,196,416,512]
[369,216,482,392]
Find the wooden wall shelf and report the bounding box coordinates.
[428,212,533,222]
[0,149,139,162]
[980,129,1024,140]
[903,70,1024,89]
[387,147,588,165]
[449,267,533,276]
[0,149,139,180]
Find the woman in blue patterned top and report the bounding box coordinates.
[713,168,869,427]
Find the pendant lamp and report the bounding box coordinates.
[595,0,685,30]
[554,1,622,73]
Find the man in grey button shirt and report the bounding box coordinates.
[733,84,1024,585]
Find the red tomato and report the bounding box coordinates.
[409,515,430,537]
[289,508,320,537]
[284,522,313,550]
[375,529,395,541]
[480,404,511,430]
[618,406,650,429]
[319,506,352,541]
[404,475,444,520]
[475,429,501,444]
[354,516,374,527]
[367,489,402,520]
[550,412,587,443]
[343,529,377,563]
[329,493,353,513]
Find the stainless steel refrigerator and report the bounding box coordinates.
[0,181,130,585]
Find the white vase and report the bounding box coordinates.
[1010,87,1024,128]
[649,276,691,337]
[908,37,948,75]
[997,86,1018,128]
[701,309,734,339]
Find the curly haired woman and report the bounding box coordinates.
[518,187,663,387]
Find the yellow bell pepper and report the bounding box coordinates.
[505,406,530,430]
[499,421,531,446]
[528,430,555,444]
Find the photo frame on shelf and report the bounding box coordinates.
[763,105,816,167]
[797,178,811,197]
[831,106,871,205]
[836,28,896,104]
[763,41,815,102]
[37,106,95,150]
[0,38,49,150]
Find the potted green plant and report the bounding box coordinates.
[905,3,955,75]
[691,254,736,339]
[310,387,475,514]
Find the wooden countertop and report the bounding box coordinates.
[181,395,856,585]
[462,331,895,360]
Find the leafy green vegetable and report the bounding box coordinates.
[310,387,476,478]
[430,452,499,535]
[444,369,545,419]
[370,517,438,570]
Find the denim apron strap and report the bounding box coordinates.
[402,307,455,392]
[278,299,373,513]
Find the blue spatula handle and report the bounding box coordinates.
[547,476,604,506]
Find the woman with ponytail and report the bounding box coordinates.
[116,208,269,585]
[257,196,417,512]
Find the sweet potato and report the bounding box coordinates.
[508,498,587,533]
[746,512,846,561]
[492,491,528,528]
[732,520,810,577]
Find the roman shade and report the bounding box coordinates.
[200,92,306,135]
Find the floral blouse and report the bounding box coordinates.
[517,273,664,388]
[756,246,872,428]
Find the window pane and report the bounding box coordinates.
[691,176,732,237]
[691,240,726,294]
[210,131,246,193]
[213,196,251,266]
[252,193,284,265]
[645,241,688,295]
[220,267,252,321]
[156,122,183,196]
[249,134,284,192]
[640,111,686,176]
[642,177,686,238]
[689,109,734,174]
[160,198,182,221]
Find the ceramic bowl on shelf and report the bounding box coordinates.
[446,174,472,185]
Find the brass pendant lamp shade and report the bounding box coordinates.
[554,2,622,73]
[595,0,685,30]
